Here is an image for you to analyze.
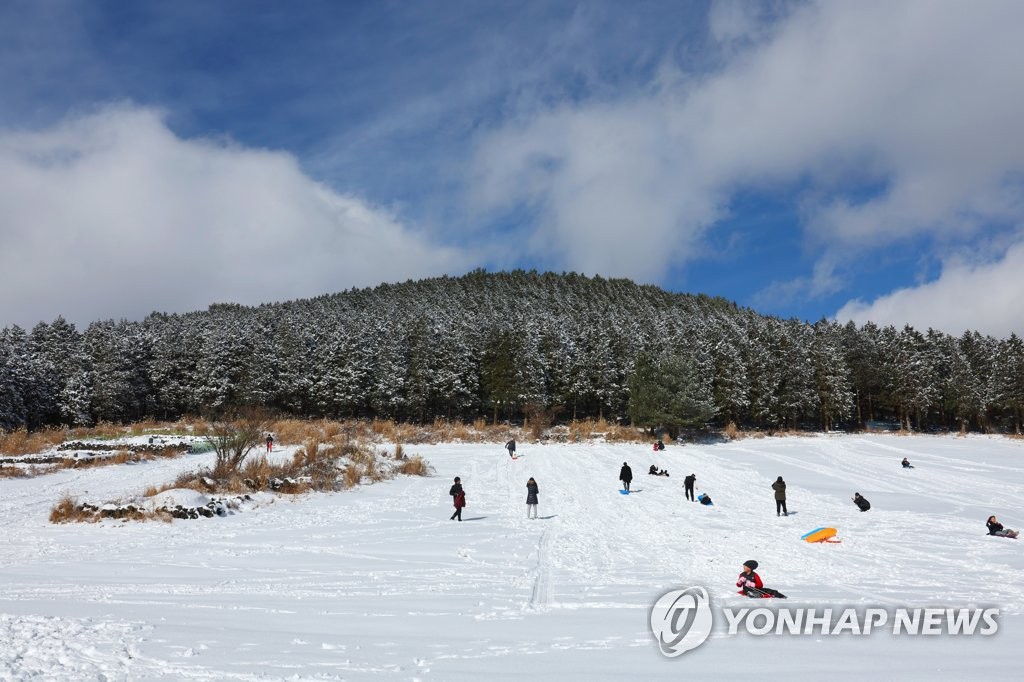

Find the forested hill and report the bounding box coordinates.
[1,270,1022,434]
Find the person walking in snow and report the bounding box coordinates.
[506,438,517,459]
[266,434,274,453]
[684,473,697,501]
[526,477,539,519]
[449,477,466,521]
[736,560,786,598]
[772,476,788,516]
[619,462,633,492]
[986,515,1019,538]
[852,492,871,512]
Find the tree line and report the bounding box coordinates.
[1,270,1022,434]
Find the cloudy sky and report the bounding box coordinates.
[2,0,1022,337]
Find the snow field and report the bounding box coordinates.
[1,433,1022,680]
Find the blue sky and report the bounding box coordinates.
[2,0,1023,337]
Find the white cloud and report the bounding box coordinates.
[0,106,472,329]
[834,241,1024,337]
[468,0,1024,313]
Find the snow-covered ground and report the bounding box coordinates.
[1,433,1022,680]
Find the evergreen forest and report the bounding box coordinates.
[2,270,1022,435]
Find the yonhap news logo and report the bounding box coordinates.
[649,587,713,656]
[650,586,1000,658]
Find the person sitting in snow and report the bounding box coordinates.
[649,464,659,475]
[698,492,713,506]
[901,457,913,469]
[736,560,786,598]
[986,515,1019,538]
[852,492,871,512]
[653,440,665,451]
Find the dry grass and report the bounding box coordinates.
[52,446,185,472]
[49,494,96,524]
[42,419,436,523]
[600,420,648,443]
[0,427,67,456]
[724,421,740,441]
[68,421,122,440]
[567,420,589,442]
[49,492,171,524]
[127,418,170,436]
[397,455,432,477]
[272,418,317,445]
[0,464,26,478]
[341,463,363,489]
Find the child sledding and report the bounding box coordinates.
[736,560,787,599]
[987,515,1019,538]
[852,492,871,512]
[648,464,670,477]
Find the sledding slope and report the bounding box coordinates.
[0,433,1022,679]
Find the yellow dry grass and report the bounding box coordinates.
[0,427,67,456]
[0,464,26,478]
[48,494,96,524]
[397,455,432,477]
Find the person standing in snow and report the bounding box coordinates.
[736,560,786,598]
[449,477,466,521]
[987,515,1019,538]
[852,492,871,511]
[620,462,633,492]
[684,473,697,501]
[772,476,788,516]
[506,438,517,459]
[526,477,539,519]
[266,434,274,453]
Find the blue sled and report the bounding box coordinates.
[620,489,630,495]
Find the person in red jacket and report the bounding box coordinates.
[736,560,787,598]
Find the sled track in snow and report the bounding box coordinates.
[528,528,554,610]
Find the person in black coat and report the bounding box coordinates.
[852,492,871,512]
[901,457,913,468]
[649,464,659,475]
[772,476,787,516]
[449,477,466,521]
[506,439,517,458]
[987,515,1019,538]
[620,462,633,492]
[684,473,697,501]
[526,477,539,519]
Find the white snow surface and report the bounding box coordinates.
[1,433,1022,680]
